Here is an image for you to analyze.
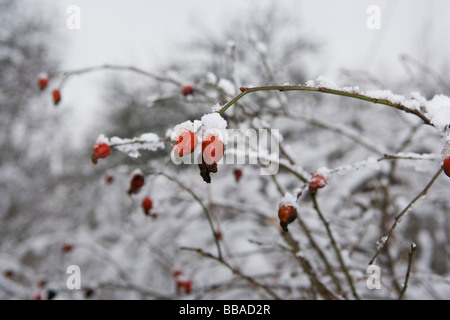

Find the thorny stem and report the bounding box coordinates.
[311,191,360,300]
[60,64,182,88]
[219,85,431,125]
[180,247,281,300]
[399,243,417,300]
[369,168,443,265]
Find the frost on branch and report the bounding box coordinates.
[425,95,450,135]
[108,133,164,158]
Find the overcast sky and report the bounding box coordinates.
[45,0,450,145]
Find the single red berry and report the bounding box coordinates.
[214,230,222,241]
[62,243,73,253]
[173,130,198,157]
[443,157,450,177]
[52,89,61,105]
[105,173,114,184]
[94,143,111,159]
[278,205,298,232]
[91,142,111,164]
[141,196,153,215]
[128,173,145,195]
[181,85,194,96]
[37,75,49,91]
[34,293,42,300]
[309,172,328,190]
[233,169,243,182]
[202,134,225,165]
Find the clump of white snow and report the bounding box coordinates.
[211,103,222,112]
[171,120,196,141]
[441,144,450,160]
[305,76,360,93]
[279,192,298,208]
[315,75,339,90]
[201,112,228,144]
[425,95,450,132]
[218,78,236,96]
[95,134,110,144]
[110,133,164,158]
[206,72,217,85]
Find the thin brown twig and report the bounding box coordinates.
[399,243,417,300]
[219,85,431,125]
[369,168,443,265]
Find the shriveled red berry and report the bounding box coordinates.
[202,134,225,165]
[278,205,298,232]
[128,173,145,195]
[181,85,194,96]
[233,169,243,182]
[141,196,153,215]
[173,131,198,157]
[309,172,328,190]
[52,89,61,105]
[91,142,111,164]
[443,157,450,177]
[37,75,49,91]
[62,243,73,253]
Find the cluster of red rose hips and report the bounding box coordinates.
[172,129,225,165]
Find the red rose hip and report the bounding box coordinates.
[141,196,153,215]
[202,134,224,165]
[37,75,49,91]
[443,157,450,177]
[173,130,198,157]
[308,171,328,190]
[128,173,145,195]
[181,85,194,96]
[278,205,298,232]
[52,89,61,105]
